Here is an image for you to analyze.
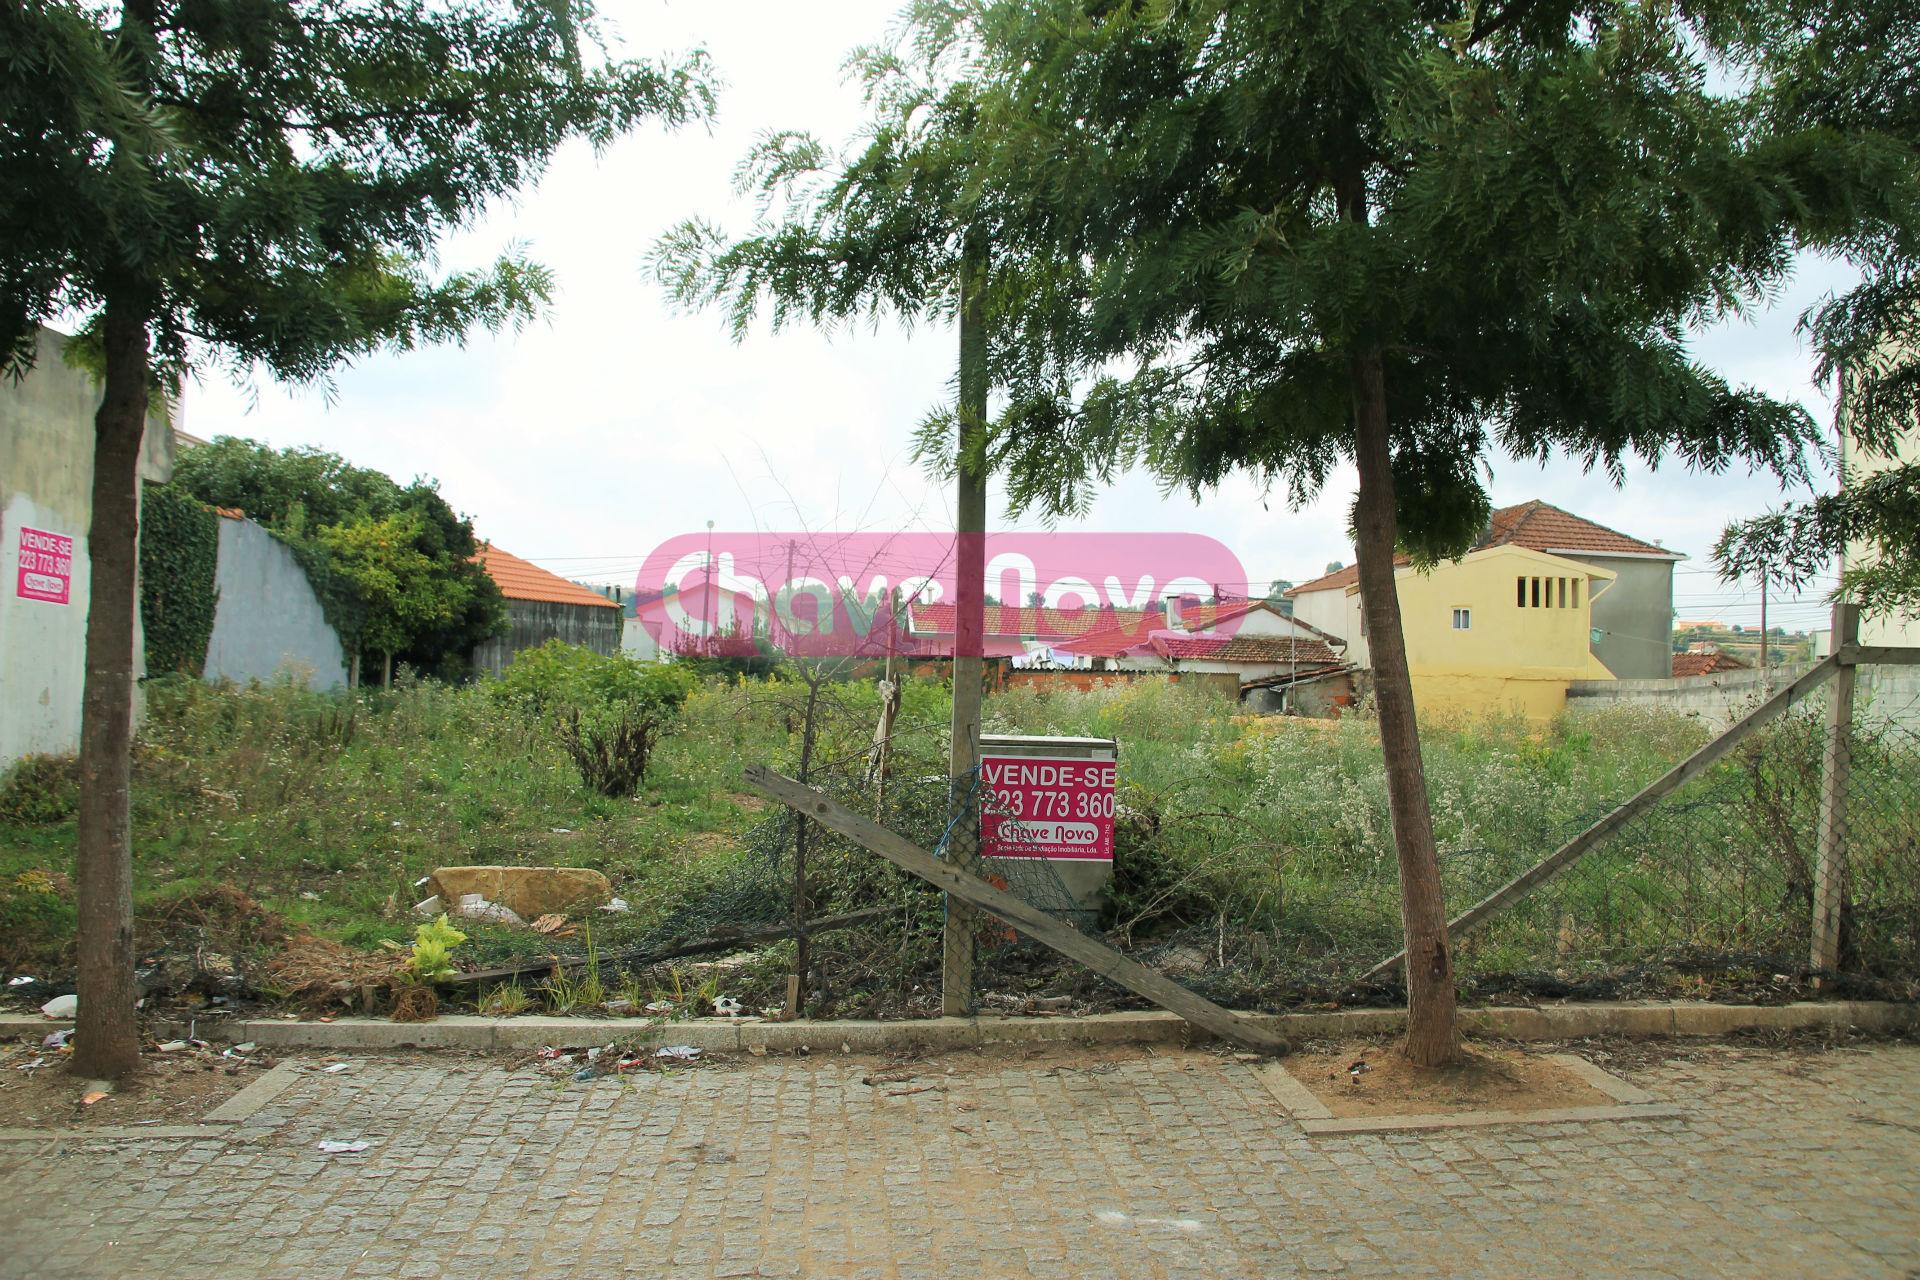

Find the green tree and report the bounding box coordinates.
[897,0,1902,1064]
[1712,0,1920,618]
[315,511,457,685]
[0,0,709,1078]
[172,438,508,680]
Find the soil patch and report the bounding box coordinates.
[0,1038,267,1129]
[1287,1039,1610,1117]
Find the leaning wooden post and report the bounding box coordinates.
[1810,602,1860,981]
[944,229,990,1017]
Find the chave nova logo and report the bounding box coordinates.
[633,532,1250,660]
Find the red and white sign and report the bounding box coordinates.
[980,755,1116,861]
[16,526,73,605]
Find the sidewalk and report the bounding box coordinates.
[2,1038,1915,1278]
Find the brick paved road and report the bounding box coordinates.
[2,1040,1916,1279]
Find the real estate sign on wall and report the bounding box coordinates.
[15,526,72,605]
[980,754,1117,861]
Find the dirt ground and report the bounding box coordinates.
[1285,1038,1610,1117]
[0,1036,267,1129]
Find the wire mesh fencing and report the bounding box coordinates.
[608,655,1919,1019]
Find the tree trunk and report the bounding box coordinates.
[1338,162,1457,1068]
[71,301,150,1081]
[943,229,990,1017]
[383,650,393,687]
[1349,346,1459,1067]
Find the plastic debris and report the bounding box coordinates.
[317,1140,371,1154]
[43,1030,74,1051]
[300,891,321,901]
[712,996,743,1018]
[14,1056,46,1071]
[530,913,570,935]
[655,1045,702,1061]
[322,1062,351,1074]
[598,897,630,914]
[572,1066,600,1082]
[156,1040,190,1053]
[8,975,34,987]
[549,827,572,835]
[40,993,77,1018]
[602,998,633,1014]
[412,894,445,918]
[644,1000,674,1016]
[81,1090,109,1106]
[233,1041,257,1054]
[448,893,526,928]
[537,1046,564,1060]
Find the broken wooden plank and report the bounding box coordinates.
[442,905,892,987]
[1363,654,1842,980]
[744,763,1289,1054]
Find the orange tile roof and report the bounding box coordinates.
[1286,562,1371,595]
[1482,500,1677,558]
[1672,650,1750,678]
[476,544,621,609]
[1287,501,1676,598]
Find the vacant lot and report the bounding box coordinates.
[3,670,1914,1018]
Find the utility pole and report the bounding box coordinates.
[1758,570,1770,692]
[944,230,989,1017]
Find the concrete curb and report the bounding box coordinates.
[0,1125,223,1142]
[201,1059,303,1124]
[5,998,1912,1055]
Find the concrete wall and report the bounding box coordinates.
[1,327,172,765]
[1842,409,1920,648]
[202,516,348,689]
[473,599,623,676]
[1565,554,1677,679]
[1567,659,1920,733]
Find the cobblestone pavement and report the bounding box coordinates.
[2,1038,1917,1279]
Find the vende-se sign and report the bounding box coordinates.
[16,526,73,605]
[980,755,1117,861]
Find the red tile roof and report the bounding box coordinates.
[1671,650,1750,678]
[477,544,621,609]
[1483,500,1677,558]
[912,602,1157,637]
[1287,501,1675,599]
[1150,632,1342,666]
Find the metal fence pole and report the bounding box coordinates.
[1810,602,1860,981]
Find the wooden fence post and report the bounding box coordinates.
[1811,602,1860,980]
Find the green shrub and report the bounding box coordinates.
[0,755,80,825]
[492,638,695,718]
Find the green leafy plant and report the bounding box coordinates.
[138,483,220,677]
[403,914,468,985]
[496,641,698,796]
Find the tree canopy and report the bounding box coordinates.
[657,0,1919,1064]
[171,437,507,677]
[1710,0,1920,619]
[2,0,711,1079]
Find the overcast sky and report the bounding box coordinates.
[179,0,1850,635]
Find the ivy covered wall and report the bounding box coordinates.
[138,482,220,677]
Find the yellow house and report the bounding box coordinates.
[1323,546,1616,722]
